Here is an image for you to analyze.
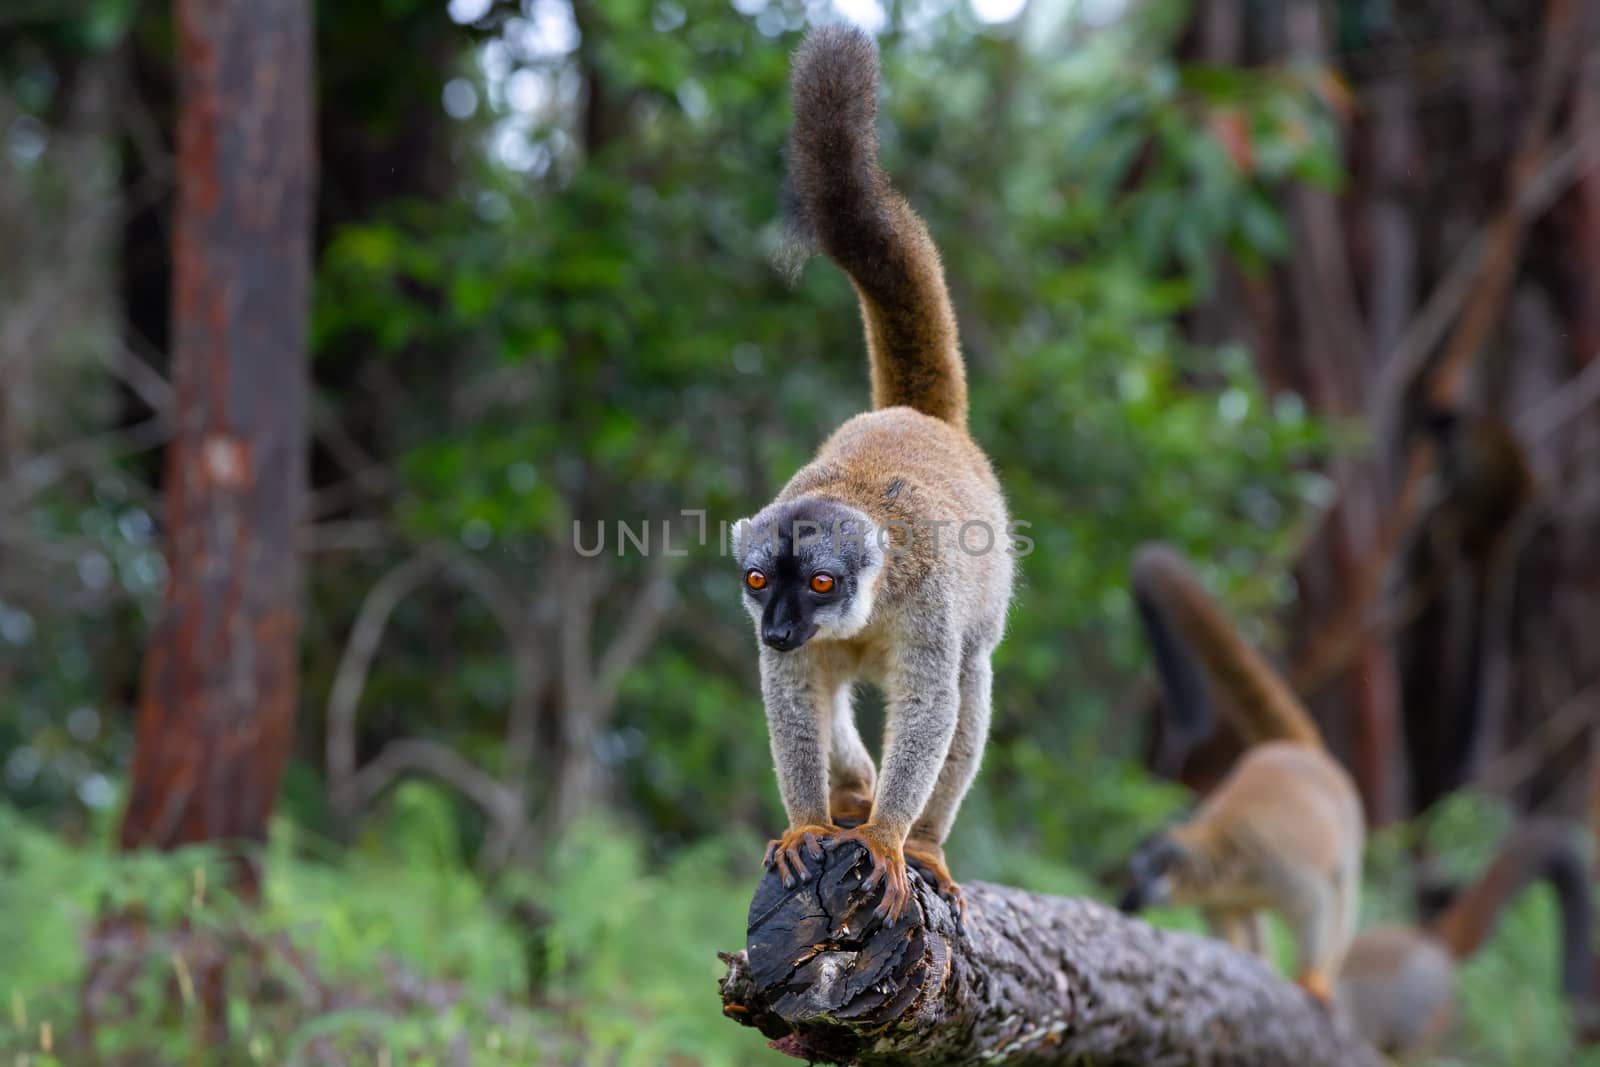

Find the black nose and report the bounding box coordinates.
[762,625,798,651]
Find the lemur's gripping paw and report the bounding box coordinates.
[905,838,966,928]
[763,823,837,889]
[827,822,911,925]
[1296,969,1335,1010]
[828,785,875,829]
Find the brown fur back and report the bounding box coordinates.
[784,26,966,429]
[1178,742,1362,885]
[779,408,1008,613]
[1132,544,1322,750]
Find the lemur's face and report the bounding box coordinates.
[1119,834,1188,913]
[733,498,883,652]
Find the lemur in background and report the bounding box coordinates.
[1338,818,1593,1054]
[1119,544,1364,1004]
[732,26,1014,925]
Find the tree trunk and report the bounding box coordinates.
[119,0,313,893]
[719,841,1379,1067]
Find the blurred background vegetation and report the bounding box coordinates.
[3,0,1599,1062]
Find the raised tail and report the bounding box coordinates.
[1133,574,1215,775]
[1429,818,1593,1002]
[783,26,967,429]
[1130,543,1323,752]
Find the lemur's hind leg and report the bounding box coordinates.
[829,686,876,827]
[1245,910,1270,957]
[1206,909,1268,958]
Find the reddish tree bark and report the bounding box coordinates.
[119,0,314,893]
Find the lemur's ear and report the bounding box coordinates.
[730,517,751,557]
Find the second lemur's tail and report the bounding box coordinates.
[1429,818,1593,1000]
[1131,543,1323,753]
[783,26,967,429]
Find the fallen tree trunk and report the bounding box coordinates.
[718,840,1379,1066]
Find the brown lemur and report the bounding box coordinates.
[1119,544,1365,1004]
[1338,818,1594,1054]
[731,26,1013,925]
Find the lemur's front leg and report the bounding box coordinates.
[760,647,839,888]
[906,649,994,923]
[829,639,960,924]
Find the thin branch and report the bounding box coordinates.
[1479,675,1600,794]
[325,544,552,871]
[437,550,550,870]
[311,401,393,489]
[326,552,444,813]
[306,471,392,520]
[558,557,599,714]
[343,738,520,821]
[1376,111,1600,438]
[0,415,171,506]
[298,519,393,554]
[1288,465,1431,698]
[439,549,548,802]
[1471,503,1547,779]
[595,553,676,705]
[102,340,174,416]
[1516,352,1600,444]
[1419,0,1583,408]
[115,74,176,187]
[439,548,532,643]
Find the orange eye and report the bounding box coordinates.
[745,569,767,591]
[810,573,835,594]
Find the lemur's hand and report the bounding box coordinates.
[763,823,838,889]
[828,822,912,925]
[905,837,965,928]
[1296,969,1335,1010]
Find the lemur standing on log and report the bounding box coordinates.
[732,26,1014,925]
[1338,818,1594,1054]
[1119,544,1364,1004]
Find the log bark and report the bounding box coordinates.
[719,841,1379,1066]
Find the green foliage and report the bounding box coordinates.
[13,791,1600,1065]
[519,826,775,1066]
[1,796,779,1065]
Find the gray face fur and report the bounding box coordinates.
[1119,834,1187,913]
[733,497,884,651]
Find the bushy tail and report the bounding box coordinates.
[1131,543,1323,753]
[783,25,967,429]
[1430,818,1593,1002]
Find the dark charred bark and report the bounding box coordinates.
[119,0,314,892]
[719,841,1380,1067]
